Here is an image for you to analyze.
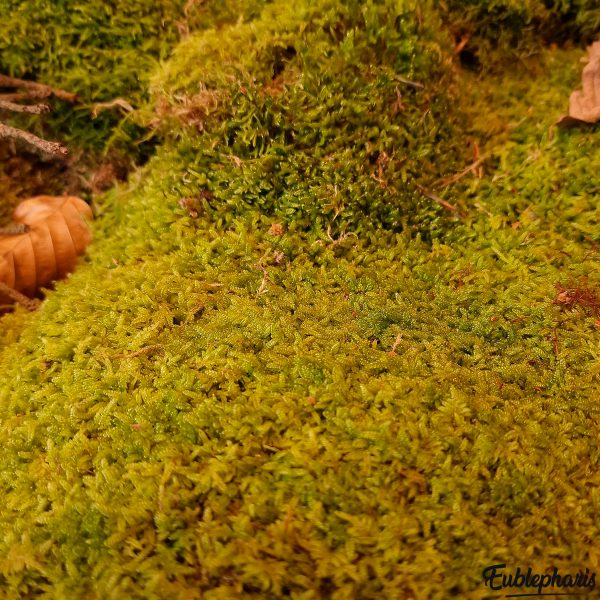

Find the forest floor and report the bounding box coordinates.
[0,4,599,598]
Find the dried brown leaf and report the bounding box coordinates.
[557,41,600,126]
[268,223,284,236]
[0,196,93,305]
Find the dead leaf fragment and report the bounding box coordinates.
[91,98,134,118]
[554,281,600,316]
[178,197,201,218]
[0,196,93,305]
[268,223,284,236]
[557,41,600,126]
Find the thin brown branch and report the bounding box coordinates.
[396,75,424,89]
[453,35,470,55]
[391,85,404,114]
[0,282,41,311]
[0,74,78,103]
[436,155,489,187]
[415,182,458,213]
[0,122,68,158]
[0,99,50,114]
[0,91,50,102]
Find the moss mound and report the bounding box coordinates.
[142,0,469,236]
[0,0,266,151]
[0,1,599,598]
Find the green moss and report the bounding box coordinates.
[438,0,599,68]
[0,1,599,598]
[0,0,268,152]
[141,0,469,235]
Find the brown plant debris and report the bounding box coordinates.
[0,281,41,311]
[152,89,221,131]
[0,74,78,104]
[89,158,131,195]
[414,182,459,213]
[91,98,134,118]
[557,41,600,126]
[178,196,202,218]
[268,223,284,236]
[0,123,68,158]
[0,196,93,307]
[437,142,488,187]
[554,280,600,316]
[0,73,77,158]
[0,99,50,114]
[178,190,214,218]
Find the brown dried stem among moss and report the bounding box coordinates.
[0,73,77,158]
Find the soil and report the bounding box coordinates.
[0,140,130,226]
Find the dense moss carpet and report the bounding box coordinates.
[0,1,599,598]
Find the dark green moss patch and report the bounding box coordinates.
[141,0,476,236]
[439,0,599,69]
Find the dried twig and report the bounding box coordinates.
[415,182,458,213]
[0,91,49,102]
[0,99,50,114]
[396,75,424,89]
[392,86,404,114]
[388,333,402,356]
[0,282,41,311]
[0,74,76,158]
[0,74,78,104]
[437,154,489,187]
[453,35,470,55]
[0,122,68,157]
